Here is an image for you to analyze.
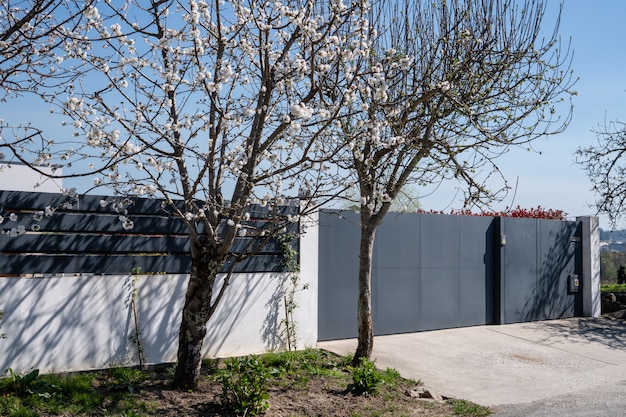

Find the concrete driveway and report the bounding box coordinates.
[317,318,626,416]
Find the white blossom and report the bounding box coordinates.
[83,5,100,20]
[290,102,314,120]
[9,225,26,237]
[399,56,413,70]
[119,215,134,230]
[437,81,452,92]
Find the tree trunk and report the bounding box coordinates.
[172,244,223,389]
[353,223,376,365]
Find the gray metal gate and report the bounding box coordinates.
[318,211,496,341]
[318,210,582,341]
[496,217,582,324]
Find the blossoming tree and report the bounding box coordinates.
[334,0,576,363]
[1,0,372,388]
[577,121,626,227]
[0,0,97,161]
[1,1,93,92]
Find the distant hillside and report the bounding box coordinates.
[600,228,626,242]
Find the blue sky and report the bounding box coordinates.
[420,1,626,228]
[2,1,625,229]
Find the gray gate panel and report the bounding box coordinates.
[501,218,579,324]
[419,267,461,331]
[318,210,495,341]
[318,211,360,340]
[374,268,420,334]
[373,213,424,334]
[374,213,424,269]
[459,216,497,326]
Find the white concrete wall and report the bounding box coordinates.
[0,214,319,374]
[0,162,62,192]
[577,216,602,317]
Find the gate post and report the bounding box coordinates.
[576,216,601,317]
[493,216,506,324]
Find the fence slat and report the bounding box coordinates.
[0,234,190,254]
[1,253,286,275]
[0,190,299,276]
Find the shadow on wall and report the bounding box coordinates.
[513,221,579,322]
[136,274,188,365]
[262,271,297,352]
[0,272,294,375]
[0,275,136,374]
[138,272,292,362]
[203,272,289,357]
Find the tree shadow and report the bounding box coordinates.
[507,219,580,323]
[0,275,136,374]
[202,271,279,358]
[0,271,292,375]
[525,317,626,351]
[262,271,289,352]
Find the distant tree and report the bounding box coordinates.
[333,0,575,363]
[601,252,618,283]
[342,185,421,212]
[1,0,372,388]
[577,121,626,227]
[618,265,626,285]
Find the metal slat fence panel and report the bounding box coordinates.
[0,190,298,275]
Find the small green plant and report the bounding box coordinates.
[261,350,297,376]
[5,368,41,393]
[348,357,384,396]
[3,368,61,399]
[106,367,145,394]
[216,355,270,416]
[449,399,491,416]
[379,367,402,390]
[0,369,65,417]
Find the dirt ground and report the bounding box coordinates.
[123,367,458,417]
[77,363,461,417]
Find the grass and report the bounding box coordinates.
[0,367,153,417]
[0,349,490,416]
[449,399,492,417]
[601,283,626,292]
[0,371,101,416]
